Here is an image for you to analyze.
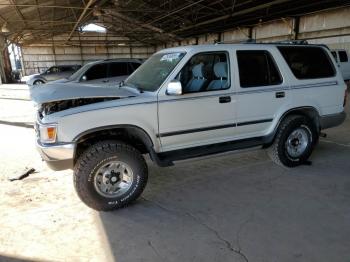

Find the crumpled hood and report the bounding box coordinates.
[30,82,137,104]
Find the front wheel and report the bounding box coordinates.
[33,80,45,85]
[74,141,148,211]
[267,115,318,167]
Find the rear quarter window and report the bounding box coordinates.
[278,46,335,79]
[339,51,348,63]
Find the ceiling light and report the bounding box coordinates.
[1,23,9,33]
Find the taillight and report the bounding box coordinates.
[344,90,348,107]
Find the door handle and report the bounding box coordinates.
[275,91,285,98]
[102,80,109,83]
[219,96,231,103]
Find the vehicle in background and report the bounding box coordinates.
[51,59,142,87]
[23,65,81,86]
[331,49,350,81]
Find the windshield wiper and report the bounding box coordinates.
[126,82,145,93]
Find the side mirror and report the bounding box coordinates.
[166,80,182,96]
[81,75,87,81]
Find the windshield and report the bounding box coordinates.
[125,52,185,92]
[67,63,92,80]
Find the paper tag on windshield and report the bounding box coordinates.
[160,53,181,62]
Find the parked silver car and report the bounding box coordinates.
[51,59,142,86]
[25,65,81,86]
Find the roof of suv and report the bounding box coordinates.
[158,43,329,54]
[82,58,143,67]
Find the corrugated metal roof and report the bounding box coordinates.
[0,0,349,46]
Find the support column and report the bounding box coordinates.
[293,17,300,40]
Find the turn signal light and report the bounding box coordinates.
[47,127,56,140]
[39,125,57,143]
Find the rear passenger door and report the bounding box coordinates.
[45,66,60,81]
[234,48,290,139]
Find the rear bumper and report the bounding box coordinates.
[320,111,346,130]
[36,140,75,171]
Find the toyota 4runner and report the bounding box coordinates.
[32,43,347,211]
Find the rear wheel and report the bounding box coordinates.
[74,141,148,211]
[267,115,318,167]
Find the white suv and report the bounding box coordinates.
[32,43,347,211]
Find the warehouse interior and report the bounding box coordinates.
[1,1,350,262]
[0,0,350,79]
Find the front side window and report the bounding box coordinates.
[129,62,141,72]
[339,51,348,63]
[237,50,282,88]
[278,46,335,79]
[125,52,185,92]
[46,66,59,74]
[108,62,128,77]
[60,66,74,72]
[68,64,89,80]
[177,52,229,93]
[84,63,108,80]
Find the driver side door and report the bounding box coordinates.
[157,51,237,152]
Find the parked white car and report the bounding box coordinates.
[51,59,142,86]
[32,43,347,211]
[24,65,81,86]
[331,49,350,81]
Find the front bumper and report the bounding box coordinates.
[36,140,75,170]
[320,111,346,130]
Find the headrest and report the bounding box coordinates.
[213,62,227,78]
[192,63,204,78]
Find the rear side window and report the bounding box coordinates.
[237,50,282,88]
[339,51,348,62]
[278,46,335,79]
[84,63,108,80]
[108,62,128,77]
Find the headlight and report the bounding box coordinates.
[39,124,57,143]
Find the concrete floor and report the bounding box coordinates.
[0,84,350,262]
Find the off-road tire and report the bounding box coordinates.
[74,140,148,211]
[267,115,318,167]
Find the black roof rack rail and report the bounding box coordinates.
[270,40,309,45]
[214,39,256,45]
[214,39,330,49]
[215,39,309,45]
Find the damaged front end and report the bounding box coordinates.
[30,83,139,118]
[38,97,118,118]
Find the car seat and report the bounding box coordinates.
[207,62,228,90]
[185,63,207,92]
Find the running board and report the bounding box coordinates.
[154,137,264,167]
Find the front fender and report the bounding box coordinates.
[55,101,161,152]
